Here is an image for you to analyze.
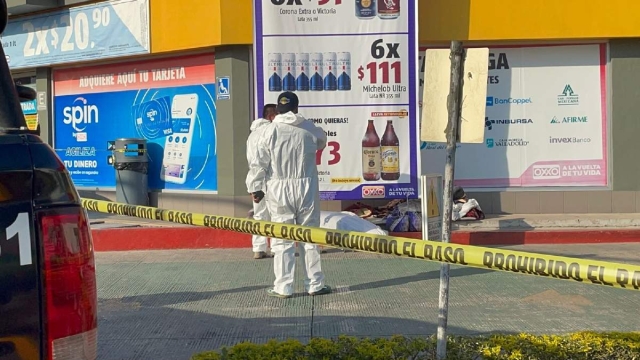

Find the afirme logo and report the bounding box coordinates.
[63,97,99,132]
[532,165,561,180]
[362,186,385,198]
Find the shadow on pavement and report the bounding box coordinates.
[114,285,270,307]
[349,267,490,291]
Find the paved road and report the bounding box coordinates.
[96,244,640,360]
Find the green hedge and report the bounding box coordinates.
[192,332,640,360]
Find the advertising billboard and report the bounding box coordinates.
[419,43,608,188]
[3,0,150,69]
[53,54,218,192]
[253,0,420,200]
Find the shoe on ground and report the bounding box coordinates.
[267,288,292,299]
[309,286,332,296]
[254,251,267,259]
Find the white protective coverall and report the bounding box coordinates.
[246,111,327,296]
[246,118,272,253]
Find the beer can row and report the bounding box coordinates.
[268,52,352,92]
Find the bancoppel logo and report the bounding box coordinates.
[485,117,533,130]
[487,96,532,106]
[532,164,561,179]
[362,186,385,198]
[63,97,99,132]
[557,84,579,106]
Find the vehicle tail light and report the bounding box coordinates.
[39,207,97,360]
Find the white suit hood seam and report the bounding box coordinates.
[273,112,305,126]
[250,118,271,131]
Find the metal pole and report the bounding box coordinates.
[436,40,465,360]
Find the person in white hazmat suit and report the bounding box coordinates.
[246,91,331,298]
[246,103,278,259]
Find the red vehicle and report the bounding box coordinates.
[0,0,98,358]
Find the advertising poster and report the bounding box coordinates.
[14,75,39,131]
[419,43,608,188]
[53,54,218,192]
[253,0,420,200]
[21,99,38,131]
[3,0,149,69]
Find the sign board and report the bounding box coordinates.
[2,0,150,69]
[37,91,47,110]
[421,174,443,241]
[421,48,488,144]
[20,99,38,131]
[253,0,420,200]
[217,77,230,100]
[419,44,608,188]
[53,54,218,192]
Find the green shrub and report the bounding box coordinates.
[191,332,640,360]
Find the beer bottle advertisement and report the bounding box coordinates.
[381,120,400,181]
[253,0,419,200]
[362,119,381,181]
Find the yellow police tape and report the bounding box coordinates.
[81,198,640,292]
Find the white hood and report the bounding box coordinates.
[250,118,271,132]
[273,111,305,126]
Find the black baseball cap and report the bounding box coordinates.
[276,91,299,114]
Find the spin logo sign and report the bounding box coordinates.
[62,97,99,132]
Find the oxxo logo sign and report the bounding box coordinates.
[62,97,99,132]
[532,165,561,180]
[362,186,385,198]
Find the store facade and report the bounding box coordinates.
[415,0,640,214]
[9,0,640,215]
[6,0,237,213]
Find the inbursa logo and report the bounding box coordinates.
[62,97,99,132]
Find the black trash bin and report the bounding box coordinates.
[113,138,149,206]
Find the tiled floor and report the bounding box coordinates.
[96,244,640,359]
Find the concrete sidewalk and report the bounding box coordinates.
[95,244,640,360]
[87,210,640,250]
[89,211,640,230]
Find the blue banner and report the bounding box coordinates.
[3,0,149,69]
[53,54,218,192]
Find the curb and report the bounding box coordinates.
[89,226,640,251]
[391,229,640,245]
